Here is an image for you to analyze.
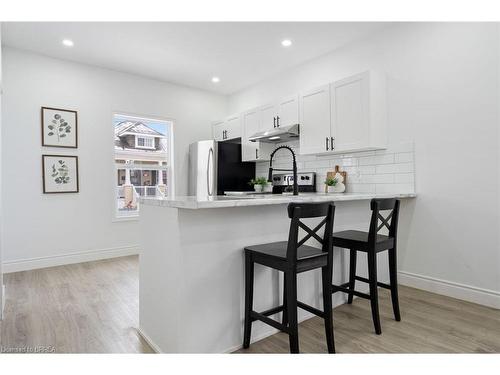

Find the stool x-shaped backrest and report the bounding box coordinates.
[286,202,335,264]
[368,198,401,244]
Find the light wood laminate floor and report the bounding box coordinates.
[1,256,499,353]
[238,285,500,353]
[0,255,153,353]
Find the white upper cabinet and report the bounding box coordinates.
[277,95,299,128]
[211,115,241,141]
[299,71,387,155]
[299,84,332,155]
[259,103,278,131]
[219,70,387,161]
[225,114,241,140]
[331,73,368,151]
[331,71,386,153]
[212,120,225,142]
[241,108,263,161]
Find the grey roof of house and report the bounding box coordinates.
[115,121,167,153]
[115,121,165,137]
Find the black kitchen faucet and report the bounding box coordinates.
[267,145,298,196]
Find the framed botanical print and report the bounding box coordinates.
[42,155,79,194]
[41,107,78,148]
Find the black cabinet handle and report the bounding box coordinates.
[222,130,225,139]
[331,137,335,150]
[326,137,329,151]
[276,116,280,127]
[255,149,258,159]
[273,117,276,128]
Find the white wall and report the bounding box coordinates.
[230,23,500,302]
[0,26,4,317]
[1,47,227,271]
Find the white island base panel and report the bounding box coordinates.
[139,194,415,353]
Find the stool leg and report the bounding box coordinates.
[282,273,288,326]
[321,264,335,353]
[347,249,357,304]
[388,246,401,321]
[285,270,299,353]
[367,250,382,335]
[243,253,254,348]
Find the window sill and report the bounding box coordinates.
[113,214,139,223]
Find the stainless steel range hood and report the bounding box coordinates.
[248,124,300,143]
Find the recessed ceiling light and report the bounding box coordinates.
[62,39,74,47]
[211,76,220,83]
[281,39,292,47]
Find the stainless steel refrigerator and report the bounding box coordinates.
[188,140,256,197]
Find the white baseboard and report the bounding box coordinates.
[2,245,140,273]
[398,271,500,309]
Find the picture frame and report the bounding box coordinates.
[42,155,79,194]
[41,106,78,148]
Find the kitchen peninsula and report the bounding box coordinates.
[138,192,415,353]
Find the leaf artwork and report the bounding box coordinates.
[51,160,71,184]
[47,113,72,142]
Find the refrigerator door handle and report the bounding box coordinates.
[207,147,214,196]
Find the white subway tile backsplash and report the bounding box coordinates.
[395,152,414,163]
[358,154,394,166]
[362,174,395,184]
[394,173,415,184]
[304,159,330,168]
[375,183,414,194]
[254,141,415,195]
[349,184,377,193]
[357,166,377,174]
[376,162,414,174]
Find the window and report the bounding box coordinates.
[113,114,174,219]
[136,136,154,149]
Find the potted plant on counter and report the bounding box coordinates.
[325,176,338,193]
[325,172,346,193]
[249,177,271,193]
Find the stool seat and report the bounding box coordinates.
[333,230,394,252]
[245,241,327,260]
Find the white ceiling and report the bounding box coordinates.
[1,22,389,95]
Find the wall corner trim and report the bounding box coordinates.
[398,271,500,310]
[2,245,140,273]
[137,328,162,353]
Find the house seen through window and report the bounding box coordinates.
[114,114,173,218]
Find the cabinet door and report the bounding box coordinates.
[299,84,332,155]
[225,115,241,140]
[277,95,299,127]
[259,103,278,131]
[212,120,225,141]
[241,109,260,161]
[331,72,369,152]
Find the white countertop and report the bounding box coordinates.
[139,192,416,209]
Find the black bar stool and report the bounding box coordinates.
[331,198,401,335]
[243,202,336,353]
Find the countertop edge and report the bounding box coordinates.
[139,193,417,210]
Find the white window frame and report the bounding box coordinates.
[135,135,155,149]
[112,112,175,222]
